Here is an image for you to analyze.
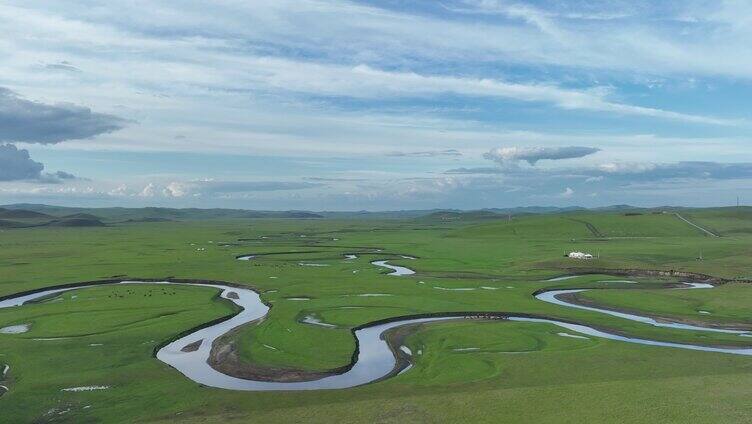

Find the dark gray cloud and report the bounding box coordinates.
[386,149,462,157]
[0,87,127,144]
[0,143,44,181]
[53,170,77,180]
[0,143,79,183]
[36,172,79,184]
[483,146,600,165]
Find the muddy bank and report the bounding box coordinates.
[0,364,8,398]
[535,285,752,338]
[0,277,259,305]
[208,328,351,383]
[561,291,752,332]
[234,251,328,260]
[556,268,751,285]
[208,309,451,385]
[181,339,203,353]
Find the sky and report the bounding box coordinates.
[1,0,751,211]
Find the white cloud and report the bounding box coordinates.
[0,1,750,210]
[162,181,191,198]
[484,146,600,165]
[139,183,157,197]
[123,180,326,200]
[598,162,658,174]
[238,61,731,124]
[108,184,129,196]
[386,149,462,157]
[0,2,737,126]
[3,0,749,80]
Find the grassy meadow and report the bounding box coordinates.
[2,207,752,422]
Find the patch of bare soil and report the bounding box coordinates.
[181,339,203,352]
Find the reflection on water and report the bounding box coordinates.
[371,260,416,276]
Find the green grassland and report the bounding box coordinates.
[2,208,752,422]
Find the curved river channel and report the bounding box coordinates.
[2,273,752,391]
[370,260,416,276]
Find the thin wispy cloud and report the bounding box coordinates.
[386,149,462,157]
[44,61,81,73]
[161,180,323,198]
[237,61,732,125]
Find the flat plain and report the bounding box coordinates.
[2,207,752,423]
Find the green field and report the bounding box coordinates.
[2,207,752,422]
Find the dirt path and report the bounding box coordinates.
[674,213,719,237]
[569,218,603,237]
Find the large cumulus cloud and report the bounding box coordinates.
[0,87,126,184]
[0,144,44,181]
[0,144,78,184]
[0,87,127,144]
[0,143,78,183]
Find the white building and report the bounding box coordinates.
[568,251,593,260]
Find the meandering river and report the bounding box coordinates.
[2,271,752,392]
[370,260,416,276]
[535,283,751,335]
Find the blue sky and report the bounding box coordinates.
[0,0,751,210]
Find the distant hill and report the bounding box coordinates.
[242,211,323,219]
[0,208,106,229]
[421,210,505,221]
[416,206,611,221]
[47,218,106,227]
[1,204,325,221]
[62,213,102,220]
[0,203,689,223]
[486,206,589,215]
[0,208,53,219]
[0,219,35,228]
[125,217,174,223]
[280,211,323,218]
